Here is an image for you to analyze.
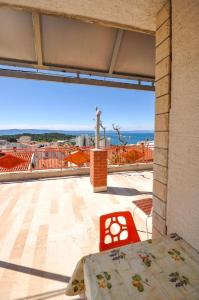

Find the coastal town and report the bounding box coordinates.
[0,132,112,149]
[0,131,154,173]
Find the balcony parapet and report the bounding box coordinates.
[0,162,153,182]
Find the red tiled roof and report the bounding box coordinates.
[64,150,90,167]
[122,148,144,162]
[133,197,153,216]
[0,151,32,172]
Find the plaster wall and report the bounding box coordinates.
[167,0,199,250]
[152,0,171,237]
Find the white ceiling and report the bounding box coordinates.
[0,7,155,80]
[0,0,167,32]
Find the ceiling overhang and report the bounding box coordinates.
[0,3,161,91]
[0,0,167,33]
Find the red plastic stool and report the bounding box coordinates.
[99,211,140,251]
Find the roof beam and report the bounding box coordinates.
[32,12,43,66]
[0,68,155,91]
[0,59,155,82]
[109,29,124,75]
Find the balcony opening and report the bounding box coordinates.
[0,6,155,300]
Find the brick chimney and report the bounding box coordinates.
[90,149,107,192]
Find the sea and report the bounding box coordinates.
[0,129,154,145]
[69,131,154,145]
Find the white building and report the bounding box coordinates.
[56,140,66,146]
[0,140,8,147]
[76,135,111,147]
[99,137,111,148]
[17,135,32,143]
[76,135,94,147]
[0,141,29,150]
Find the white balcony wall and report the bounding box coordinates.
[167,0,199,251]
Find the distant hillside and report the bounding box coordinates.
[0,132,75,143]
[0,129,154,136]
[0,129,70,135]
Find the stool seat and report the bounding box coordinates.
[99,211,140,251]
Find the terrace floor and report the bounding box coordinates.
[0,170,153,300]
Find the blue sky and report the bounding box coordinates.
[0,77,155,131]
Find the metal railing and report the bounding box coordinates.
[107,144,153,165]
[0,144,153,173]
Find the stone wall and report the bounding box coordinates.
[167,0,199,251]
[153,1,171,237]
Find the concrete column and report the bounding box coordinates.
[167,0,199,251]
[153,0,171,238]
[90,149,107,192]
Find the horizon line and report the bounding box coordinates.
[0,128,154,132]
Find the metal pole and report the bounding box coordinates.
[95,107,101,149]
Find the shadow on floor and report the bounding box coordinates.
[101,186,152,196]
[14,288,84,300]
[0,261,70,283]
